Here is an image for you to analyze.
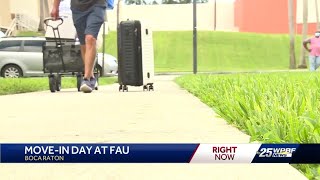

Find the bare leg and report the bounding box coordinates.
[80,45,86,75]
[84,34,96,79]
[81,45,86,65]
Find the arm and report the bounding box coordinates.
[303,38,311,52]
[51,0,61,20]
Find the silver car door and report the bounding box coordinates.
[22,40,44,75]
[0,40,23,69]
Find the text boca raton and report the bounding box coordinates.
[24,145,130,155]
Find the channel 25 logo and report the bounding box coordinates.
[257,147,296,158]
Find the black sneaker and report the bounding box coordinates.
[80,79,93,93]
[90,77,98,90]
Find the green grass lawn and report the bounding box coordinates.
[0,77,117,96]
[16,31,45,37]
[18,30,306,72]
[176,72,320,179]
[104,31,304,72]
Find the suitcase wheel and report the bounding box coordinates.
[123,85,128,92]
[119,85,128,92]
[143,85,154,91]
[149,85,154,91]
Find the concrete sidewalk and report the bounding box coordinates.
[0,76,307,180]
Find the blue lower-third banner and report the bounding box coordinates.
[0,143,320,163]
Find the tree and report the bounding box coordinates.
[162,0,207,4]
[299,0,308,69]
[126,0,207,4]
[316,0,320,29]
[38,0,45,31]
[117,0,122,27]
[125,0,135,5]
[162,0,179,4]
[288,0,296,69]
[179,0,192,3]
[125,0,143,5]
[39,0,52,32]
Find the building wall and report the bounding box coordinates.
[0,0,12,28]
[296,23,318,35]
[1,0,237,32]
[10,0,40,20]
[0,0,55,31]
[296,0,320,34]
[296,0,319,24]
[216,1,237,31]
[234,0,243,30]
[0,0,41,29]
[107,3,237,31]
[3,0,318,35]
[234,0,297,34]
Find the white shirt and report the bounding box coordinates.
[59,0,72,15]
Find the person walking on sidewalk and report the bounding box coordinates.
[303,30,320,71]
[51,0,106,93]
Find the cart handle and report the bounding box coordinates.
[44,17,64,29]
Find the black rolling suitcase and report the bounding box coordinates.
[117,20,143,92]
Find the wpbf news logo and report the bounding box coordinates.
[252,144,300,163]
[257,147,296,158]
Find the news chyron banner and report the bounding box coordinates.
[0,144,319,163]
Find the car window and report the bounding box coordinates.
[0,40,22,52]
[23,40,44,52]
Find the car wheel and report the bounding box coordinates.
[1,65,23,78]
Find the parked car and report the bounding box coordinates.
[0,37,118,78]
[97,53,118,76]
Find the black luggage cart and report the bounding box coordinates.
[43,17,99,93]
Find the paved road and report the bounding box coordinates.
[0,76,307,179]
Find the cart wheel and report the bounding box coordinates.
[76,74,82,92]
[119,85,123,92]
[94,72,99,80]
[49,75,56,93]
[56,74,62,91]
[94,73,99,90]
